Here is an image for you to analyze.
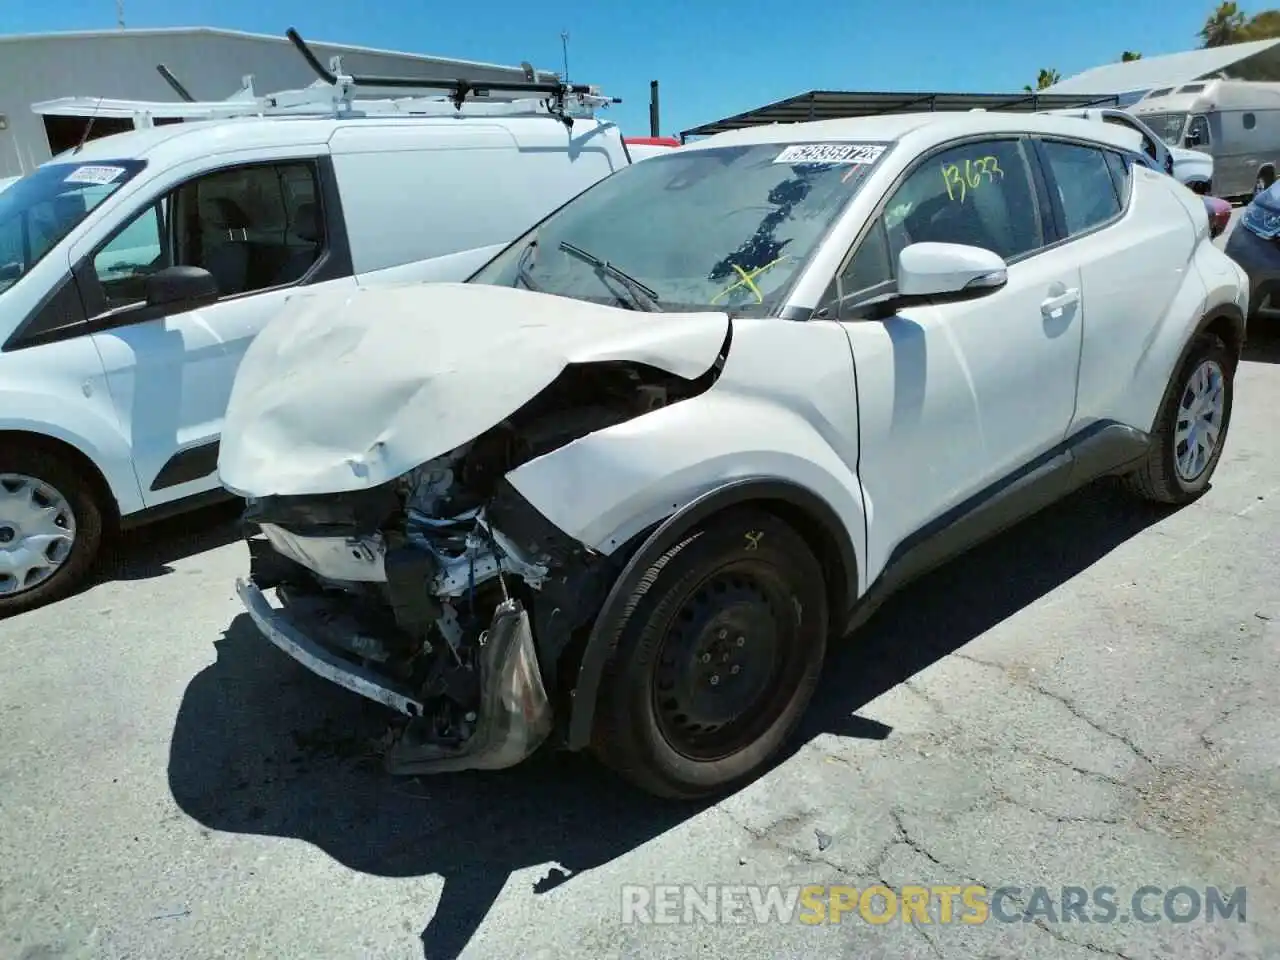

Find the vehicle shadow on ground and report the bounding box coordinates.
[166,480,1170,960]
[1244,320,1280,364]
[95,498,245,584]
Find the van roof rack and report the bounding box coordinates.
[31,26,621,131]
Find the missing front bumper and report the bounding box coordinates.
[235,578,554,773]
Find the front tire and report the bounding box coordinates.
[590,508,829,799]
[1123,333,1235,505]
[0,447,105,618]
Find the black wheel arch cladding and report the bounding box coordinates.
[563,476,859,752]
[1147,306,1243,436]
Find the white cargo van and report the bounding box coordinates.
[0,39,630,615]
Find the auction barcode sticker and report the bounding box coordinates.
[64,165,127,185]
[773,143,886,165]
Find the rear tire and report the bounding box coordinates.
[590,508,829,799]
[1123,334,1235,505]
[0,447,105,618]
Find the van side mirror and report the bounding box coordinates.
[1185,132,1202,147]
[897,242,1007,300]
[145,265,219,308]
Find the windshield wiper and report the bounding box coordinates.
[558,240,661,311]
[515,238,543,292]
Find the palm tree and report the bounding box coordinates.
[1023,68,1062,92]
[1199,1,1247,47]
[1121,50,1143,61]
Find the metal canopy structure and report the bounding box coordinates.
[1044,37,1280,96]
[678,89,1121,142]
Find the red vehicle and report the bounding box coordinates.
[624,136,680,161]
[1204,194,1232,239]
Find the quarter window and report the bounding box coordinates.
[1244,112,1257,130]
[1040,140,1121,236]
[90,161,324,313]
[836,137,1042,297]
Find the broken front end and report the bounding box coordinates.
[233,361,709,775]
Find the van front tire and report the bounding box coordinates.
[590,508,828,800]
[0,448,104,618]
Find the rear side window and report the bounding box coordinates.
[1040,140,1121,236]
[1244,112,1257,130]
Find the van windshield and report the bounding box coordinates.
[1142,113,1189,146]
[0,159,146,295]
[467,141,893,315]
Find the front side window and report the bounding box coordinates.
[0,159,146,297]
[836,137,1043,297]
[90,160,324,313]
[1143,112,1189,145]
[468,140,893,315]
[1186,115,1211,147]
[1040,140,1122,236]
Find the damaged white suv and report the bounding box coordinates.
[220,111,1247,799]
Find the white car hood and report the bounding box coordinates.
[217,282,730,497]
[1170,145,1213,180]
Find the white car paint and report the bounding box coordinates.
[0,106,630,609]
[223,108,1249,589]
[217,282,730,497]
[220,108,1249,794]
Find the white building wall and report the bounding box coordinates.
[0,29,560,177]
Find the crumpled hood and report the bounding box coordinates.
[217,282,730,497]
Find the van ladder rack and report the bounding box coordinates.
[30,27,620,131]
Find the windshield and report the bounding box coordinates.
[1142,113,1189,146]
[467,140,893,315]
[0,159,146,295]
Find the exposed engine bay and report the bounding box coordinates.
[236,357,721,774]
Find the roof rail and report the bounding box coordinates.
[30,27,621,131]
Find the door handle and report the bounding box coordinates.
[1041,287,1080,318]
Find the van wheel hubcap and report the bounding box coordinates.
[1174,360,1226,483]
[0,474,77,596]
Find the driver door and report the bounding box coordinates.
[76,158,355,506]
[833,135,1085,581]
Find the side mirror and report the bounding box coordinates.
[897,242,1008,300]
[1185,132,1202,148]
[145,265,219,308]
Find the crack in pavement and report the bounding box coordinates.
[952,653,1156,765]
[1031,917,1136,959]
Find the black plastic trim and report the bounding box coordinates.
[565,477,860,751]
[2,268,90,352]
[118,486,237,531]
[1146,306,1245,436]
[844,419,1151,636]
[150,438,221,491]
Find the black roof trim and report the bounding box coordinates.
[679,89,1122,142]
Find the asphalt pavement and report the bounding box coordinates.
[3,233,1280,959]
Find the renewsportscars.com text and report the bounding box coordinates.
[620,884,1247,926]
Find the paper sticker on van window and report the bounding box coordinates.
[64,165,127,186]
[773,143,886,166]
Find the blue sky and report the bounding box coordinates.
[11,0,1219,138]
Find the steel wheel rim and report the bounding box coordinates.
[0,473,77,597]
[1174,359,1226,483]
[652,561,801,762]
